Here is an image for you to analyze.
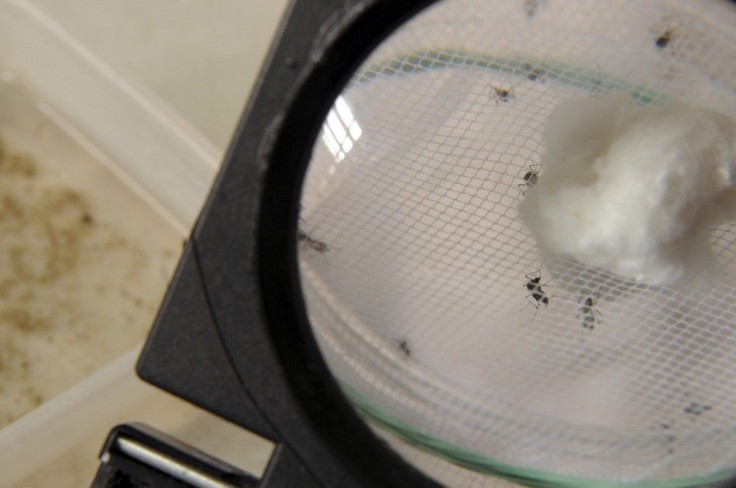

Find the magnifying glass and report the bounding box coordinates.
[135,1,736,487]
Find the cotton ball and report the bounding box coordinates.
[519,94,736,287]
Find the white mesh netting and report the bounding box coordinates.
[298,1,736,486]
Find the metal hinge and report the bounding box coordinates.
[91,423,258,488]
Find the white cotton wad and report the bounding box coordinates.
[518,94,736,286]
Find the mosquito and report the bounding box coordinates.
[397,338,411,358]
[655,26,674,49]
[576,296,601,330]
[522,63,545,82]
[525,270,551,308]
[491,85,516,105]
[650,18,677,53]
[518,164,541,195]
[523,0,545,18]
[683,401,711,417]
[298,229,329,254]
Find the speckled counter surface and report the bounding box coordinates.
[0,2,286,486]
[0,110,180,427]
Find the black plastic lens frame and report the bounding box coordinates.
[137,1,443,486]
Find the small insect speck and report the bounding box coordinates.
[683,402,711,416]
[523,63,545,82]
[298,229,329,254]
[81,213,93,224]
[523,0,542,18]
[397,339,411,357]
[491,85,515,105]
[576,296,600,330]
[518,164,540,195]
[655,28,674,49]
[657,422,676,453]
[665,435,676,454]
[525,271,550,308]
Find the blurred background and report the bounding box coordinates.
[32,0,288,152]
[0,1,288,486]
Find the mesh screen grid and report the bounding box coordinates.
[299,0,736,485]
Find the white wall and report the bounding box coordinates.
[31,0,289,151]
